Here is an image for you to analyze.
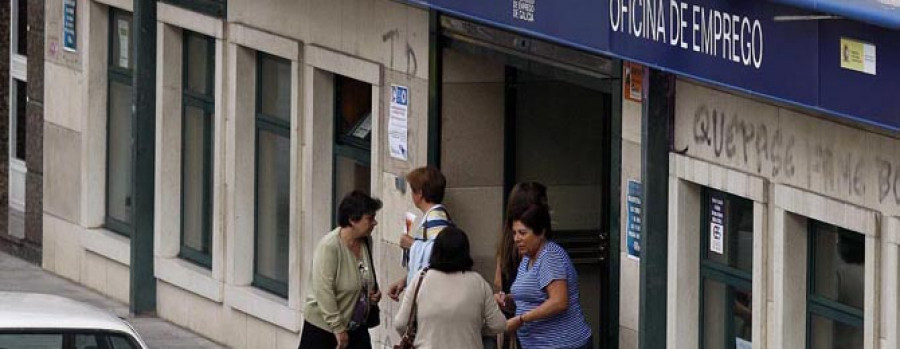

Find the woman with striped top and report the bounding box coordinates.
[498,203,593,349]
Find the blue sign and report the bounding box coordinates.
[626,180,642,261]
[63,0,77,52]
[392,85,409,106]
[403,0,900,131]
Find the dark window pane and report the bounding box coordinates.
[75,334,99,349]
[111,12,134,70]
[258,54,291,122]
[335,76,372,139]
[705,190,754,273]
[811,222,865,309]
[108,79,134,227]
[809,314,863,349]
[14,80,27,160]
[16,0,27,55]
[255,129,290,289]
[0,333,63,348]
[333,154,371,214]
[702,278,752,349]
[185,32,212,96]
[108,335,138,349]
[182,105,210,256]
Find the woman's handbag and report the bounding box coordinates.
[365,238,381,328]
[394,269,427,349]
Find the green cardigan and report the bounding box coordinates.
[303,228,374,333]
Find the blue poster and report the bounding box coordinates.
[626,180,642,261]
[63,0,77,52]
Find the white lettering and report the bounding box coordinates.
[610,0,621,32]
[692,5,701,52]
[656,0,666,42]
[731,13,740,62]
[741,17,752,65]
[722,12,731,60]
[670,0,680,46]
[679,2,689,49]
[632,0,642,37]
[752,19,763,68]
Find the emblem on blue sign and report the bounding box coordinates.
[63,0,77,52]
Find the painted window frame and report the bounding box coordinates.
[698,187,754,349]
[105,8,134,237]
[805,220,865,348]
[252,51,291,298]
[178,30,215,268]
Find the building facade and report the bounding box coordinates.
[32,0,900,349]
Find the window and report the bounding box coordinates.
[0,332,138,349]
[807,221,864,349]
[253,52,291,297]
[14,0,27,55]
[332,75,372,219]
[106,9,135,236]
[12,80,26,161]
[179,30,215,268]
[700,189,753,349]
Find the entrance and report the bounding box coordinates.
[436,15,618,349]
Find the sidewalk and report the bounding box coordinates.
[0,250,225,349]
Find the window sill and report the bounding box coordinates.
[224,284,300,331]
[155,256,223,302]
[82,228,131,266]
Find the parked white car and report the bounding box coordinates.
[0,292,148,349]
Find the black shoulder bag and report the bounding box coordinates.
[364,238,381,328]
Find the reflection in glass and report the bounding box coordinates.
[185,32,211,96]
[810,314,863,349]
[259,54,292,122]
[107,80,134,227]
[182,105,209,255]
[812,223,865,309]
[702,278,752,349]
[255,129,290,291]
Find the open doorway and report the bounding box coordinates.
[437,17,617,347]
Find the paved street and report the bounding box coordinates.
[0,251,225,349]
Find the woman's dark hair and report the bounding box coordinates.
[429,226,474,273]
[337,190,383,227]
[497,182,548,291]
[510,203,552,239]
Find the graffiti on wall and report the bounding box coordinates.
[382,29,419,76]
[686,99,900,210]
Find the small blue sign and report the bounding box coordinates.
[626,180,642,261]
[392,85,409,106]
[63,0,77,52]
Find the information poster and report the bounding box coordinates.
[623,62,643,102]
[840,37,876,75]
[63,0,77,52]
[710,193,725,255]
[626,180,642,261]
[389,85,409,161]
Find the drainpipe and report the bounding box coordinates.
[130,0,157,315]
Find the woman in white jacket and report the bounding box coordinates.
[395,226,507,349]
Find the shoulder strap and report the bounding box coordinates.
[405,268,428,334]
[364,238,378,291]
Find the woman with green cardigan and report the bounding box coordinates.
[299,191,383,349]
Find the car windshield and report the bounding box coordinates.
[0,332,138,349]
